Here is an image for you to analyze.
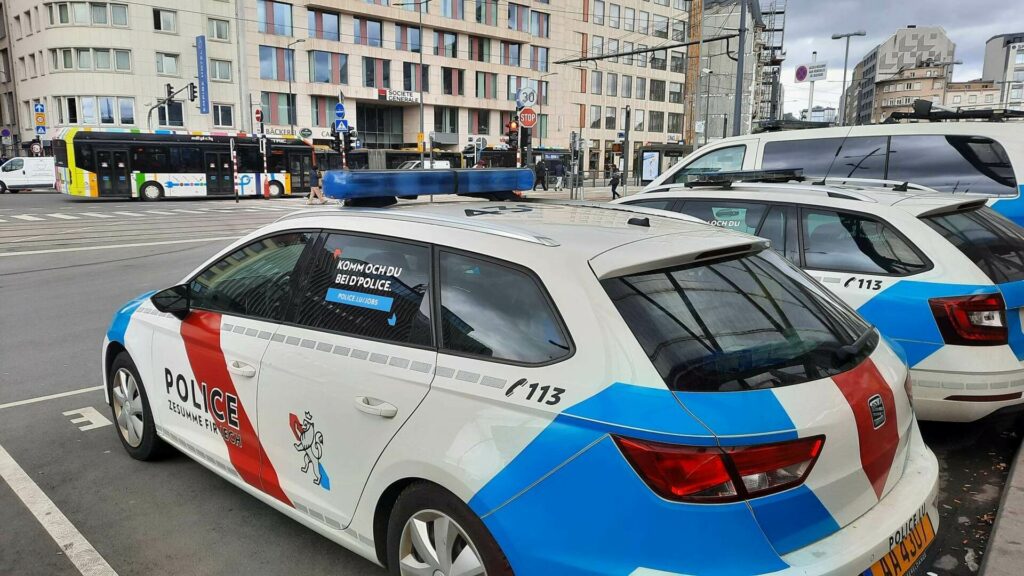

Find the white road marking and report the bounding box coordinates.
[144,210,175,215]
[46,213,80,220]
[0,442,119,576]
[0,236,240,257]
[12,214,45,221]
[171,209,205,214]
[80,212,115,219]
[0,386,104,411]
[63,407,113,431]
[111,212,144,217]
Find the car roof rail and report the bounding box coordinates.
[276,208,560,247]
[813,177,941,194]
[725,182,878,202]
[683,168,804,188]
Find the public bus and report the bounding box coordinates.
[52,128,316,200]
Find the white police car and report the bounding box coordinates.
[103,194,938,575]
[617,173,1024,422]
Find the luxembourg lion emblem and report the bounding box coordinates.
[289,412,330,490]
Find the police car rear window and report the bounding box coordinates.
[603,250,875,392]
[923,207,1024,284]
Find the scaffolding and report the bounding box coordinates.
[755,0,786,125]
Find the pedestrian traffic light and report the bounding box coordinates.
[188,83,198,102]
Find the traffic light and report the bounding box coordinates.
[188,82,198,102]
[506,117,519,151]
[342,129,354,153]
[165,83,174,100]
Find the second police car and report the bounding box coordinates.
[617,173,1024,422]
[102,186,938,575]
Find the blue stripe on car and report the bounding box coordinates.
[747,484,842,555]
[105,291,157,344]
[676,389,798,443]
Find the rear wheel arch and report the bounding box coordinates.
[104,341,128,404]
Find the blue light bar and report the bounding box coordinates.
[323,168,535,200]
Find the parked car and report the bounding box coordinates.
[644,123,1024,225]
[0,156,56,192]
[617,175,1024,422]
[101,197,938,575]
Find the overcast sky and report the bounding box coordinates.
[779,0,1023,115]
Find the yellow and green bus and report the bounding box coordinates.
[53,128,317,200]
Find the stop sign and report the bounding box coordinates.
[518,107,538,128]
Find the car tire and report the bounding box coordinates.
[387,482,513,576]
[108,352,167,461]
[267,181,284,198]
[0,182,6,193]
[140,182,163,201]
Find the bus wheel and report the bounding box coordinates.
[267,182,284,198]
[140,182,163,201]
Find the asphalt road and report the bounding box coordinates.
[0,191,1020,576]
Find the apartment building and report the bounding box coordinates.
[0,3,19,157]
[944,80,1000,109]
[982,32,1024,109]
[2,0,697,170]
[872,63,949,122]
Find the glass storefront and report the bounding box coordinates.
[356,104,406,148]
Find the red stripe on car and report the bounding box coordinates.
[831,358,899,500]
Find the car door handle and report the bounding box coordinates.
[353,396,398,419]
[226,360,257,378]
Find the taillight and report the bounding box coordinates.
[929,294,1007,345]
[614,435,825,503]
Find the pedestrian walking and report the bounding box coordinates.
[610,167,621,199]
[306,162,327,204]
[553,162,565,191]
[533,159,549,191]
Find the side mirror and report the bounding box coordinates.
[151,284,191,320]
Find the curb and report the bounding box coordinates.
[981,430,1024,575]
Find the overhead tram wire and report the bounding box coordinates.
[556,33,740,66]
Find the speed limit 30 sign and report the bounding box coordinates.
[518,107,538,128]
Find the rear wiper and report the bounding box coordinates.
[834,326,875,364]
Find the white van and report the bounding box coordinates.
[645,123,1024,225]
[396,160,452,169]
[0,156,56,193]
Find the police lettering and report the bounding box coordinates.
[165,368,240,430]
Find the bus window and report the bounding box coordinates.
[53,139,68,168]
[131,146,169,173]
[887,135,1017,195]
[170,146,203,172]
[74,142,95,172]
[237,145,263,173]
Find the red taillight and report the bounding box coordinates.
[614,435,825,503]
[929,294,1007,345]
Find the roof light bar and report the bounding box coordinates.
[684,169,804,188]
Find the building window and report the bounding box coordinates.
[621,41,633,65]
[470,109,490,134]
[621,75,632,98]
[636,44,647,67]
[649,79,666,101]
[648,110,664,132]
[591,70,602,95]
[435,31,458,57]
[475,0,497,26]
[257,1,293,36]
[402,62,428,92]
[607,39,618,63]
[209,18,229,41]
[213,104,233,127]
[670,51,685,73]
[396,24,421,52]
[442,67,465,96]
[308,9,340,41]
[400,0,426,13]
[531,46,548,72]
[434,106,459,133]
[968,95,978,104]
[507,3,529,32]
[530,11,549,37]
[210,59,232,81]
[94,49,110,69]
[591,35,603,57]
[158,100,184,127]
[623,7,634,31]
[634,109,644,131]
[604,106,616,130]
[260,92,296,125]
[1016,50,1024,65]
[668,112,682,134]
[153,9,176,32]
[607,72,617,97]
[635,77,646,100]
[441,0,465,19]
[355,18,383,47]
[111,4,127,26]
[952,95,961,104]
[119,97,134,123]
[309,51,348,84]
[91,3,108,24]
[76,48,92,69]
[651,49,667,71]
[501,42,521,66]
[669,82,682,104]
[114,49,130,71]
[469,36,491,62]
[156,52,178,75]
[259,45,293,81]
[363,57,390,88]
[475,71,497,98]
[589,104,601,129]
[985,94,995,103]
[672,20,687,42]
[593,0,605,25]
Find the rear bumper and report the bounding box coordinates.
[911,366,1024,422]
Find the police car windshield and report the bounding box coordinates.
[924,206,1024,284]
[603,250,875,392]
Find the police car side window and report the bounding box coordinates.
[757,206,787,255]
[292,233,433,347]
[677,200,767,234]
[625,199,677,211]
[801,209,928,275]
[190,232,312,321]
[438,252,571,365]
[670,145,746,184]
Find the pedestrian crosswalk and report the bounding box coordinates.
[0,202,313,224]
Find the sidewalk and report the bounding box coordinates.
[982,434,1024,575]
[520,185,641,202]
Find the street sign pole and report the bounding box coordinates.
[622,105,631,197]
[808,51,817,119]
[336,93,348,170]
[230,137,239,203]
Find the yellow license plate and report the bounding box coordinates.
[867,514,935,576]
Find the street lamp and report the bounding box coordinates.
[286,38,305,135]
[538,71,558,147]
[832,30,866,127]
[702,68,713,145]
[395,0,430,168]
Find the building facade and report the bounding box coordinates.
[872,63,949,122]
[981,32,1024,109]
[944,79,1000,109]
[799,105,836,124]
[0,0,712,171]
[0,2,19,157]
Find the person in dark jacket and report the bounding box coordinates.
[533,160,549,191]
[610,167,621,199]
[306,162,326,204]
